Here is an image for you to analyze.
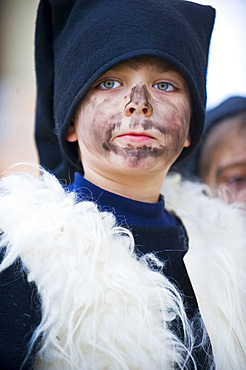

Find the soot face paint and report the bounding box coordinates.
[124,83,153,115]
[74,61,191,173]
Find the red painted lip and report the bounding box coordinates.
[116,132,155,142]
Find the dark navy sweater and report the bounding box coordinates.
[69,172,177,227]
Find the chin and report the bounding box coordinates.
[114,158,163,175]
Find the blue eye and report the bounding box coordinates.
[153,82,174,91]
[100,80,121,89]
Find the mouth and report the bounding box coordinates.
[115,132,156,143]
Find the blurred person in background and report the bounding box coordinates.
[174,96,246,209]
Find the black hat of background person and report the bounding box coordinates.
[35,0,215,183]
[173,96,246,179]
[204,96,246,134]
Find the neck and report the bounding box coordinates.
[83,168,168,203]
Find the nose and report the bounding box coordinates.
[124,83,153,117]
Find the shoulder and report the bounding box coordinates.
[0,169,122,275]
[162,174,246,368]
[162,172,245,232]
[162,172,216,217]
[162,173,246,295]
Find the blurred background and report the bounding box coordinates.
[0,0,246,176]
[0,0,39,175]
[196,0,246,107]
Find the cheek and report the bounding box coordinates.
[156,98,191,141]
[79,111,107,152]
[77,98,122,153]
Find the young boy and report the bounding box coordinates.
[0,0,245,369]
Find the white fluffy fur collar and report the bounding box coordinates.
[0,169,245,369]
[162,174,246,369]
[0,170,193,369]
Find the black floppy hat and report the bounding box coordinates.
[35,0,215,182]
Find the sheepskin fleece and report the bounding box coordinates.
[0,170,193,370]
[0,169,245,369]
[162,174,246,370]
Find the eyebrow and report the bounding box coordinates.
[216,161,246,182]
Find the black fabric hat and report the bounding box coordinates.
[204,96,246,133]
[173,96,246,179]
[35,0,215,183]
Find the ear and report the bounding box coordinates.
[66,124,78,142]
[183,133,191,148]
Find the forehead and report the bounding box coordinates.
[202,118,246,169]
[104,56,185,79]
[199,116,246,175]
[206,116,246,149]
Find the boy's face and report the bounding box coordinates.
[67,57,191,179]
